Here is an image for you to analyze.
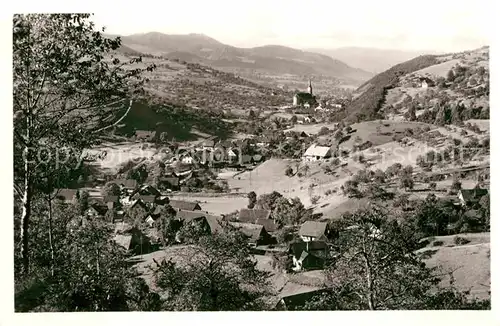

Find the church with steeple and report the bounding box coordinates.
[293,79,317,107]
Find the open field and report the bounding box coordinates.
[85,141,158,173]
[170,195,248,215]
[465,119,490,132]
[285,123,339,135]
[414,59,460,78]
[418,233,490,300]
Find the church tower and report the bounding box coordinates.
[307,79,313,95]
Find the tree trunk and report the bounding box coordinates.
[20,91,33,275]
[20,156,32,275]
[48,197,55,277]
[363,253,375,310]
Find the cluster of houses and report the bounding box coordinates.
[224,207,334,272]
[55,180,336,274]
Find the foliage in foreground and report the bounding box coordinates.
[15,201,161,312]
[300,207,490,310]
[153,228,272,311]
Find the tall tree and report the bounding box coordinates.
[154,229,271,310]
[247,191,257,209]
[302,207,489,310]
[13,14,153,274]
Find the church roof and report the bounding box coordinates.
[294,92,314,99]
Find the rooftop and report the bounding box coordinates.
[298,221,328,238]
[303,144,331,158]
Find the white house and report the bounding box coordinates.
[302,144,332,162]
[180,154,194,164]
[145,216,155,228]
[227,148,238,160]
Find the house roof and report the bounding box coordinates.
[138,195,157,203]
[88,203,108,215]
[54,189,78,202]
[460,188,488,201]
[114,234,133,250]
[135,130,156,138]
[175,210,224,234]
[303,144,331,158]
[129,199,148,211]
[239,209,271,223]
[169,200,201,211]
[132,185,161,197]
[203,139,215,147]
[256,218,277,233]
[111,179,138,189]
[229,222,265,242]
[103,196,119,203]
[289,241,327,259]
[279,281,324,301]
[149,205,164,217]
[204,214,224,234]
[160,177,179,186]
[176,210,207,222]
[299,221,328,238]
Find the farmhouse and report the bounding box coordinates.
[289,240,328,271]
[227,148,239,161]
[157,177,180,191]
[256,218,278,233]
[131,185,161,198]
[169,200,202,211]
[275,282,328,311]
[180,153,195,165]
[420,77,435,88]
[298,221,328,242]
[86,202,108,218]
[127,199,149,216]
[297,115,314,124]
[238,208,272,223]
[113,226,152,255]
[228,222,275,246]
[54,189,79,204]
[109,179,138,193]
[175,210,225,237]
[457,188,488,207]
[302,144,332,162]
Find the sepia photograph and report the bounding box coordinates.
[5,0,496,319]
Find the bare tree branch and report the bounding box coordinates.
[94,99,133,133]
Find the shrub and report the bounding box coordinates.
[310,196,320,205]
[324,189,335,196]
[453,236,471,245]
[318,127,330,136]
[285,166,293,177]
[432,240,444,246]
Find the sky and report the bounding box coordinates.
[91,0,491,52]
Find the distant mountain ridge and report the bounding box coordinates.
[113,32,373,83]
[307,47,444,74]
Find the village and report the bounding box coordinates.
[12,13,491,313]
[51,75,490,309]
